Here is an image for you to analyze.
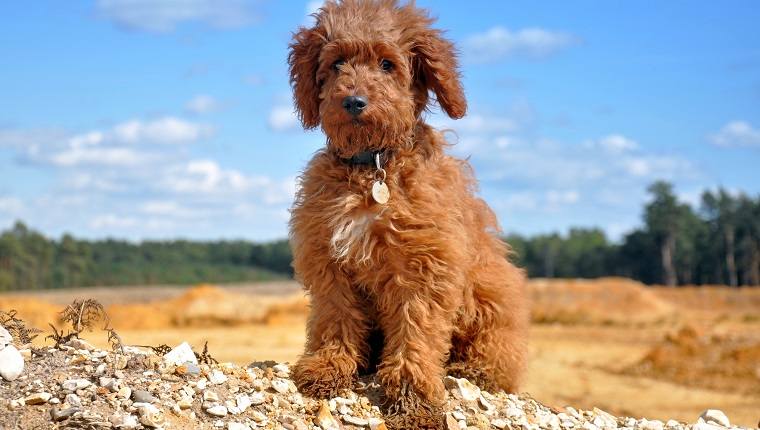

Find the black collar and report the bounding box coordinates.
[345,150,392,168]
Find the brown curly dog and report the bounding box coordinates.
[287,0,530,428]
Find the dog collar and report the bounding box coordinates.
[342,150,392,204]
[346,150,392,168]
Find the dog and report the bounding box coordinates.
[287,0,530,428]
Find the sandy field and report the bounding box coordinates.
[2,278,759,428]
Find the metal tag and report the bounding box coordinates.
[371,181,390,204]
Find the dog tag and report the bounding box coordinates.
[372,181,390,204]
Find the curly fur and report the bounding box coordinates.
[287,1,530,428]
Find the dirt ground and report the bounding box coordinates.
[2,278,759,428]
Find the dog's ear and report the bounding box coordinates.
[412,29,467,119]
[288,25,325,129]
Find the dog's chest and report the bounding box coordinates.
[330,208,382,265]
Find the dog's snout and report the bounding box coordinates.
[342,95,369,116]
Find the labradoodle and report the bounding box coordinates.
[287,1,530,427]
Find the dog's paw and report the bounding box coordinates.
[292,354,357,399]
[382,380,446,430]
[384,401,445,430]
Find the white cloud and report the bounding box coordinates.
[112,117,214,145]
[268,106,301,132]
[94,0,264,33]
[17,117,214,168]
[90,214,139,229]
[707,121,760,147]
[184,95,230,115]
[463,26,581,64]
[546,189,580,205]
[164,160,256,193]
[0,196,24,213]
[597,134,639,152]
[0,128,67,149]
[434,98,537,136]
[46,146,159,167]
[464,132,700,237]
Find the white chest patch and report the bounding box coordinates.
[330,211,378,264]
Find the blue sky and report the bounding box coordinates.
[1,0,759,243]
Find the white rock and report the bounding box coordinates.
[272,364,290,375]
[541,413,561,430]
[135,402,160,415]
[592,407,618,429]
[0,326,13,346]
[135,403,168,428]
[643,420,665,430]
[491,418,508,429]
[196,378,208,391]
[699,410,730,428]
[251,410,268,422]
[314,401,337,429]
[68,338,96,351]
[455,378,481,401]
[203,390,220,402]
[478,394,493,411]
[206,405,228,417]
[582,421,599,430]
[503,407,526,419]
[178,398,193,409]
[118,386,132,400]
[275,396,291,408]
[227,423,249,430]
[236,394,252,412]
[207,369,228,385]
[368,417,386,430]
[343,415,369,426]
[62,378,92,391]
[163,342,197,366]
[0,345,24,381]
[249,392,266,405]
[110,413,139,429]
[271,378,294,394]
[693,421,726,430]
[665,420,684,430]
[65,393,82,407]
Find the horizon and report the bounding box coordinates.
[1,1,759,243]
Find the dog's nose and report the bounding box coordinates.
[342,95,369,116]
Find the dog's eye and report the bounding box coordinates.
[332,59,345,71]
[380,59,394,71]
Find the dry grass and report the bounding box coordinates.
[2,279,760,427]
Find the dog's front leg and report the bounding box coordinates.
[292,270,371,399]
[376,276,456,429]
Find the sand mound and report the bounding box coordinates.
[0,284,309,332]
[530,277,677,326]
[651,286,760,323]
[625,325,760,396]
[0,296,62,330]
[106,284,309,330]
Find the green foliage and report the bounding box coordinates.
[1,180,759,289]
[506,182,760,287]
[0,222,293,291]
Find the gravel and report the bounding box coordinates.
[0,332,756,430]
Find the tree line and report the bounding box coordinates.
[0,225,292,291]
[507,181,760,287]
[1,180,758,291]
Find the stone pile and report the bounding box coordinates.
[0,325,755,430]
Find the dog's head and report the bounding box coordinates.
[288,0,467,158]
